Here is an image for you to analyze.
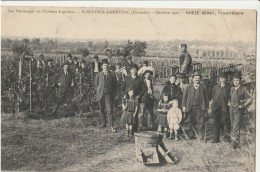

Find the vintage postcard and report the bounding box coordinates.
[1,5,257,172]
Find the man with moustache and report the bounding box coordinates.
[95,59,117,132]
[182,71,209,142]
[210,72,231,143]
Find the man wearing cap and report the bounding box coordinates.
[179,44,192,75]
[182,71,209,141]
[91,55,102,78]
[210,72,231,143]
[51,62,74,115]
[95,59,117,132]
[139,69,154,130]
[229,71,251,149]
[137,61,155,76]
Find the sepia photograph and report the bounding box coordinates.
[1,5,257,171]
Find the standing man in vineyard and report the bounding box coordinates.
[229,71,251,149]
[91,55,102,79]
[210,72,231,143]
[182,71,209,142]
[95,59,117,132]
[179,44,193,75]
[51,62,74,115]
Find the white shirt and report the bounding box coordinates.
[145,79,153,95]
[167,107,182,121]
[94,62,99,72]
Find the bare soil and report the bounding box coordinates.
[1,106,255,172]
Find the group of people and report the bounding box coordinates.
[33,43,251,150]
[93,52,251,150]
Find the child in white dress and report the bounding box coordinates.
[167,99,182,141]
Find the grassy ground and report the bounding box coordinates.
[1,104,255,171]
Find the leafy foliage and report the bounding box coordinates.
[80,48,90,57]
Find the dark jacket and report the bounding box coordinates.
[124,61,136,74]
[211,84,231,113]
[161,82,183,104]
[140,79,154,103]
[55,70,73,98]
[95,71,117,102]
[121,75,145,99]
[91,61,102,75]
[229,85,251,110]
[182,84,209,112]
[179,51,192,74]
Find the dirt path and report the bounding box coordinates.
[62,138,248,172]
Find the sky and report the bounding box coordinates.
[1,6,257,44]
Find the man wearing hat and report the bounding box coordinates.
[91,55,102,78]
[51,61,74,115]
[210,71,231,143]
[95,59,117,132]
[45,59,57,105]
[182,71,209,141]
[139,69,154,130]
[137,60,155,76]
[179,44,192,75]
[229,71,251,149]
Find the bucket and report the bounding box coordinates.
[134,131,162,165]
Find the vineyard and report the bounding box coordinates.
[1,48,256,171]
[1,49,256,115]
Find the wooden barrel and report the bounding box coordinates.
[134,131,161,164]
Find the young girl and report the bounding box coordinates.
[120,90,138,136]
[155,96,170,138]
[167,99,182,141]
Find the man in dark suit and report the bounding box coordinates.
[51,62,74,115]
[179,44,192,75]
[211,72,231,143]
[182,71,209,142]
[139,69,154,130]
[95,59,117,132]
[120,64,145,99]
[91,55,102,79]
[229,71,251,149]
